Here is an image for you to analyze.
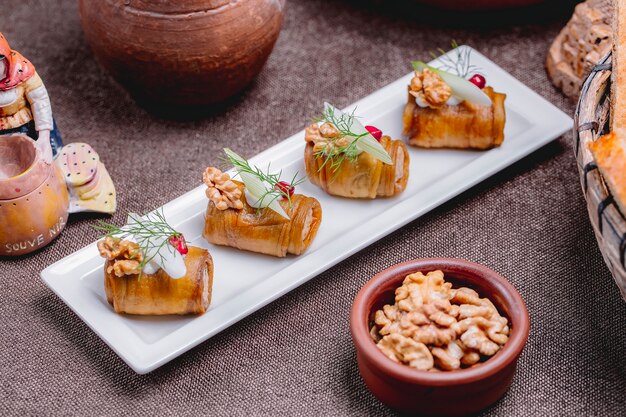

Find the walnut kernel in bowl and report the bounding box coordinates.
[370,270,510,371]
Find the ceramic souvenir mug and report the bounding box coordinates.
[0,134,69,256]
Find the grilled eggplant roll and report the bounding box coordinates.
[98,237,213,315]
[202,168,322,257]
[304,124,410,199]
[403,68,506,150]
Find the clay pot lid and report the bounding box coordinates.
[350,258,530,386]
[0,134,50,200]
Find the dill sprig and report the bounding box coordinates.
[93,209,180,278]
[223,151,305,210]
[429,40,483,79]
[313,105,369,173]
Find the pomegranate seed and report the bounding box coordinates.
[169,234,189,255]
[365,125,383,141]
[275,181,295,199]
[469,74,486,89]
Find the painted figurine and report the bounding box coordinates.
[0,32,61,162]
[0,32,116,257]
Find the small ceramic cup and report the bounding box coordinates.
[350,258,529,416]
[0,134,69,256]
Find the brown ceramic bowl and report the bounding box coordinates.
[350,258,529,416]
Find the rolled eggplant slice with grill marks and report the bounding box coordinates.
[304,134,410,199]
[403,86,506,150]
[99,239,214,316]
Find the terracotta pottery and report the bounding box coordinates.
[350,258,529,416]
[78,0,285,108]
[0,134,69,256]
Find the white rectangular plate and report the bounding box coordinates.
[41,46,572,374]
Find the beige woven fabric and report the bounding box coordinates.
[1,0,625,415]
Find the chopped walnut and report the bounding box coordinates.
[452,286,510,351]
[97,236,143,277]
[110,260,142,277]
[451,286,483,306]
[457,304,493,320]
[423,300,457,327]
[370,325,381,343]
[375,304,403,336]
[412,324,456,347]
[97,236,141,261]
[400,310,430,330]
[409,68,453,109]
[458,320,501,356]
[399,270,453,308]
[431,340,464,371]
[305,123,350,154]
[453,315,510,355]
[203,167,244,211]
[377,334,434,371]
[461,350,481,366]
[319,122,339,139]
[371,270,510,371]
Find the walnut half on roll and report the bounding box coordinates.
[97,237,214,315]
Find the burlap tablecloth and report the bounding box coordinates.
[1,0,625,415]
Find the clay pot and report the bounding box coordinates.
[0,134,69,256]
[350,258,529,416]
[78,0,285,108]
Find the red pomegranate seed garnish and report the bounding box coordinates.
[365,125,383,141]
[275,181,295,200]
[469,74,486,89]
[169,234,189,255]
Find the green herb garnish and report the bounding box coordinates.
[223,148,304,219]
[94,209,180,277]
[313,103,392,174]
[313,106,365,172]
[427,40,483,79]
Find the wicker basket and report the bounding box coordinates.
[575,52,626,300]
